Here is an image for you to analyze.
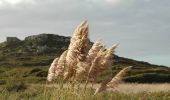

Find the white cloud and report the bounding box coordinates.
[0,1,2,5]
[0,0,35,6]
[5,0,22,5]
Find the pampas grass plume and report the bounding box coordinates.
[65,21,89,79]
[87,40,103,62]
[107,66,132,88]
[55,50,68,77]
[47,58,59,82]
[75,40,103,80]
[94,66,132,94]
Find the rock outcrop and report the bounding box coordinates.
[6,37,21,44]
[23,34,70,54]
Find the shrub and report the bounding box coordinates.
[4,78,27,92]
[124,73,170,83]
[0,80,6,85]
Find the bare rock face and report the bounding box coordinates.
[24,34,70,46]
[6,37,21,44]
[23,34,71,54]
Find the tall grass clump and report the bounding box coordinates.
[47,21,132,94]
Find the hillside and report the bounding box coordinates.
[0,33,170,83]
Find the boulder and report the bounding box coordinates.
[6,37,21,43]
[36,71,48,77]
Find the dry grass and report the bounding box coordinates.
[2,83,170,100]
[114,83,170,93]
[37,83,170,93]
[31,83,170,93]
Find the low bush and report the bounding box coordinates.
[5,81,27,92]
[124,73,170,83]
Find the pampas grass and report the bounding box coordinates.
[75,61,90,80]
[94,66,132,94]
[94,77,112,95]
[47,21,132,94]
[87,40,103,62]
[87,44,117,82]
[47,58,59,82]
[71,21,88,43]
[107,66,132,88]
[65,21,89,80]
[55,50,68,77]
[75,40,103,80]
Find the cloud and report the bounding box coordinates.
[5,0,23,5]
[0,1,2,5]
[0,0,35,7]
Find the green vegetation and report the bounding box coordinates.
[0,66,47,84]
[124,73,170,83]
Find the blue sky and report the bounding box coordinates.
[0,0,169,66]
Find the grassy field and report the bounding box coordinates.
[0,66,170,99]
[0,83,170,100]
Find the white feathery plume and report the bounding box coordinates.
[100,43,118,70]
[104,43,118,59]
[47,58,59,82]
[64,39,81,79]
[86,48,106,82]
[65,21,89,79]
[87,44,118,82]
[73,21,89,61]
[75,40,103,79]
[55,50,68,77]
[66,38,87,66]
[94,66,132,94]
[94,77,112,95]
[75,61,90,80]
[87,40,103,62]
[77,34,89,62]
[107,66,132,88]
[71,21,88,43]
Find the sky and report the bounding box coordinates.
[0,0,169,66]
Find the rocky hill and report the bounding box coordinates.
[0,34,70,55]
[0,33,169,83]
